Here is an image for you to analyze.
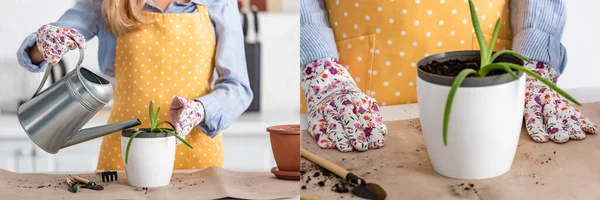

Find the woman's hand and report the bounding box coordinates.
[169,96,206,143]
[302,58,388,152]
[524,61,598,143]
[34,24,86,65]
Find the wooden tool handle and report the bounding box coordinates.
[301,149,349,179]
[300,194,326,200]
[65,176,74,186]
[71,175,91,185]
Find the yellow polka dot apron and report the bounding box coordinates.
[301,0,512,114]
[97,5,224,170]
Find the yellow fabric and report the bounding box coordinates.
[301,0,512,114]
[97,5,224,170]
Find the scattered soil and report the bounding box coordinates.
[7,176,63,191]
[538,151,556,165]
[420,58,508,77]
[301,162,354,195]
[332,183,350,193]
[524,150,558,186]
[451,182,482,199]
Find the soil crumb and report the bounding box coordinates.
[318,181,325,187]
[301,162,355,194]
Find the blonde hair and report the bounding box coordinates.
[91,0,152,35]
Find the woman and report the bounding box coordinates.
[300,0,597,152]
[17,0,252,170]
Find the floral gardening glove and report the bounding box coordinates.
[35,24,87,65]
[524,61,598,143]
[169,96,205,145]
[302,58,388,152]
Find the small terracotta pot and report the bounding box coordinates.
[267,124,300,172]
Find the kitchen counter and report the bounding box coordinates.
[0,167,299,200]
[300,102,600,200]
[0,107,299,139]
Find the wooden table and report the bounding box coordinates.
[301,102,600,200]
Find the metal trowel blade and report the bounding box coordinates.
[68,184,79,193]
[84,184,104,191]
[351,183,387,200]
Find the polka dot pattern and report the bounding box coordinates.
[300,0,512,114]
[97,5,223,170]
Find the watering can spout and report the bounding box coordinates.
[64,119,141,148]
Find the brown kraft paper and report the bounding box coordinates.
[301,102,600,200]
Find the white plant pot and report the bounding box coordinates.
[121,129,176,187]
[417,51,526,179]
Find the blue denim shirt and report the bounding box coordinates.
[300,0,568,75]
[16,0,253,137]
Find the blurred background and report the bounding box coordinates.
[0,0,299,173]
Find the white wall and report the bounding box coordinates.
[0,1,73,59]
[557,0,600,89]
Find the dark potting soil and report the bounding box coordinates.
[420,58,508,77]
[333,183,350,193]
[301,162,353,194]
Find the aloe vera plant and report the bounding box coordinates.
[125,101,193,164]
[441,0,580,146]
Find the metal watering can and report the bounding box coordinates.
[17,48,141,154]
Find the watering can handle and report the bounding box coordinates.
[30,48,85,99]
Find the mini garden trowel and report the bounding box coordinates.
[301,149,386,200]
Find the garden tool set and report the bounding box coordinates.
[301,149,387,200]
[64,175,104,193]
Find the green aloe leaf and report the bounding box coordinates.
[149,101,155,129]
[154,107,161,130]
[164,129,194,149]
[125,130,145,165]
[490,50,531,63]
[479,63,518,79]
[443,68,479,146]
[156,121,176,130]
[468,0,489,66]
[487,18,502,54]
[499,62,581,106]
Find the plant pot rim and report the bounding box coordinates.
[417,50,525,87]
[267,124,300,135]
[122,128,174,138]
